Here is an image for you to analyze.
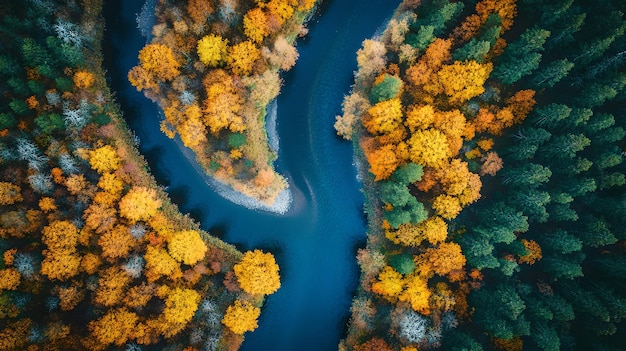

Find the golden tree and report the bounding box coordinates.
[160,288,201,337]
[118,187,162,223]
[427,61,493,104]
[371,266,404,300]
[364,143,400,181]
[0,268,20,291]
[41,251,81,281]
[222,300,261,335]
[388,216,448,247]
[405,104,435,132]
[422,242,466,277]
[363,98,403,135]
[94,266,131,307]
[227,40,261,76]
[244,8,270,43]
[197,34,229,67]
[408,129,451,168]
[168,230,208,265]
[398,274,431,314]
[98,225,134,260]
[73,70,95,89]
[432,194,462,220]
[234,249,281,295]
[0,182,22,205]
[89,145,121,174]
[144,246,181,282]
[89,308,138,347]
[138,43,180,81]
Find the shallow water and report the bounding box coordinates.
[103,0,398,349]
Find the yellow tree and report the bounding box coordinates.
[179,113,207,148]
[427,61,493,104]
[41,251,81,281]
[84,203,117,233]
[42,220,79,252]
[399,274,431,314]
[41,221,80,281]
[234,249,281,295]
[244,8,270,43]
[168,230,208,265]
[203,70,245,134]
[222,300,261,335]
[144,246,181,282]
[94,266,131,307]
[73,70,95,89]
[89,308,138,347]
[266,0,296,24]
[432,194,462,220]
[422,242,466,277]
[371,266,404,300]
[405,104,435,133]
[0,182,22,205]
[197,34,229,67]
[408,129,451,168]
[98,225,134,261]
[363,98,403,135]
[89,145,121,174]
[137,43,180,81]
[0,268,20,291]
[160,288,201,337]
[98,172,124,195]
[227,40,261,76]
[118,187,162,223]
[387,216,448,247]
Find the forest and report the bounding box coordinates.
[337,0,626,350]
[0,0,280,350]
[0,0,625,350]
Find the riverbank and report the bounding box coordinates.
[0,0,254,348]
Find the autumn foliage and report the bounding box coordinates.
[128,0,316,207]
[338,0,543,348]
[234,249,281,295]
[0,1,276,349]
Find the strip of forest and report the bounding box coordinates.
[337,0,626,350]
[0,0,280,350]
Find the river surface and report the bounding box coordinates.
[103,0,398,350]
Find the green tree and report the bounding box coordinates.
[530,59,574,88]
[369,74,403,103]
[390,162,423,185]
[501,163,552,188]
[471,284,530,339]
[493,27,551,84]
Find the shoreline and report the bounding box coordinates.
[175,136,293,214]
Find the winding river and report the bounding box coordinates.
[103,0,398,350]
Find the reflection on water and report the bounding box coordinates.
[103,0,399,349]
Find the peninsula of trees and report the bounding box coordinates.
[129,0,316,206]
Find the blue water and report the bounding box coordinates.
[103,0,398,350]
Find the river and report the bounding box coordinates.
[103,0,398,350]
